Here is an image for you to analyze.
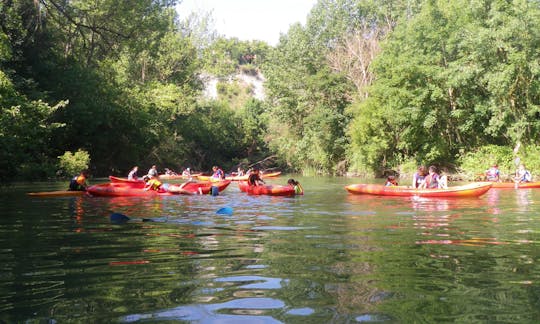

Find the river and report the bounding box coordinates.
[1,176,539,323]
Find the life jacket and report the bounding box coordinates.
[212,169,224,179]
[147,179,162,190]
[69,174,86,191]
[518,170,532,182]
[486,167,499,180]
[413,173,426,188]
[425,173,440,189]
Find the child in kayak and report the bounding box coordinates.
[143,175,196,194]
[385,175,398,186]
[514,164,532,184]
[248,168,265,186]
[412,166,427,188]
[69,170,89,191]
[128,166,139,180]
[419,165,448,189]
[287,179,304,194]
[485,164,500,182]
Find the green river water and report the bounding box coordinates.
[1,176,539,323]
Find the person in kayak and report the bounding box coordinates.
[514,164,532,184]
[420,165,448,189]
[182,167,191,177]
[148,165,158,177]
[143,175,196,194]
[69,170,89,191]
[128,166,139,180]
[287,178,304,194]
[385,175,399,186]
[211,166,225,180]
[412,166,427,188]
[248,168,265,186]
[485,164,500,182]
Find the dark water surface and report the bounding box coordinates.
[1,177,540,323]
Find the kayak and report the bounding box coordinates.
[158,173,202,180]
[109,174,202,185]
[27,190,87,197]
[238,181,296,196]
[491,181,540,189]
[345,182,492,198]
[87,180,231,197]
[199,171,282,182]
[109,176,145,187]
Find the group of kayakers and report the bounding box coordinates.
[485,163,532,185]
[382,161,534,190]
[385,165,448,189]
[68,164,303,195]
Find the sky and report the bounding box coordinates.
[176,0,318,46]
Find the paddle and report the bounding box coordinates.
[216,206,233,215]
[110,212,155,223]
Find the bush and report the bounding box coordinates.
[458,145,514,181]
[58,150,90,178]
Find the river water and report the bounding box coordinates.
[1,176,539,323]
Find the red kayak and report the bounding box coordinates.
[238,181,296,196]
[88,180,231,197]
[109,176,145,187]
[109,174,203,184]
[345,182,492,198]
[490,181,540,189]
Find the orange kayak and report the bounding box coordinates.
[88,180,231,197]
[491,181,540,189]
[238,181,295,196]
[345,182,492,198]
[27,190,87,197]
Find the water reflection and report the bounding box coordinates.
[3,180,540,322]
[123,297,285,323]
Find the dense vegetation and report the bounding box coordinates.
[1,0,539,182]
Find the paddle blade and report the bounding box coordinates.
[110,212,130,223]
[216,206,233,215]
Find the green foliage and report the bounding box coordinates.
[347,0,540,175]
[57,150,90,178]
[458,145,518,181]
[0,68,65,181]
[202,38,270,77]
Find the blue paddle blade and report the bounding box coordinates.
[110,212,131,223]
[216,206,233,215]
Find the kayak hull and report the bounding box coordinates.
[27,190,86,197]
[491,181,540,189]
[345,182,492,197]
[238,181,296,196]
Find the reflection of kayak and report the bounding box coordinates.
[200,171,282,181]
[238,181,295,196]
[87,180,231,197]
[345,182,492,197]
[491,181,540,189]
[27,190,87,197]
